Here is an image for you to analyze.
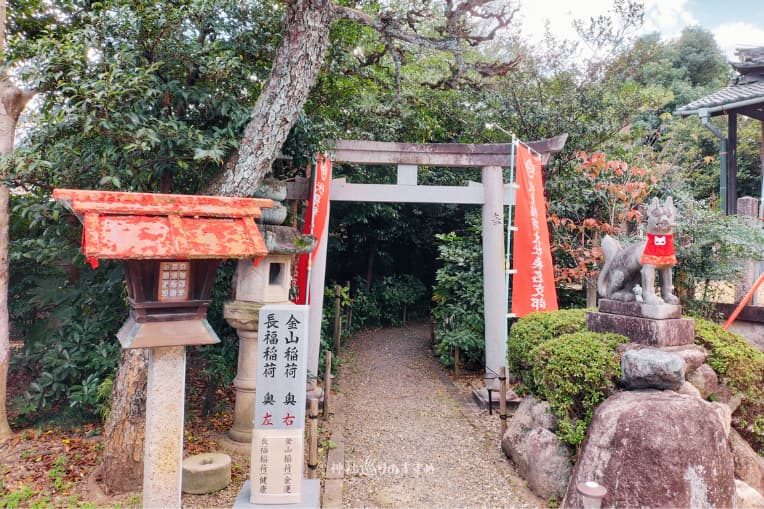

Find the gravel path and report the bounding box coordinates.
[336,323,543,509]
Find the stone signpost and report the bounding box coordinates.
[233,303,320,508]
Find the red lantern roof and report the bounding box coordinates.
[53,189,273,265]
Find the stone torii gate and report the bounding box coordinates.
[306,138,566,387]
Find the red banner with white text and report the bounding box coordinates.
[511,144,558,317]
[293,154,332,304]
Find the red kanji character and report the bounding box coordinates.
[261,412,273,426]
[282,413,295,426]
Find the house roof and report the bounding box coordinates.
[675,80,764,120]
[53,189,273,264]
[676,46,764,120]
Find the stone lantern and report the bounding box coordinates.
[52,189,273,509]
[219,180,317,452]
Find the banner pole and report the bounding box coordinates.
[504,137,517,368]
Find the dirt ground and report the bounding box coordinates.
[1,324,537,508]
[337,323,542,509]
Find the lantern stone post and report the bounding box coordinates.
[52,189,272,509]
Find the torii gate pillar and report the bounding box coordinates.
[482,166,506,388]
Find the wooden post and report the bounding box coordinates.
[454,347,461,378]
[499,366,508,437]
[323,351,332,418]
[307,398,319,479]
[333,284,342,352]
[345,281,352,334]
[728,112,738,215]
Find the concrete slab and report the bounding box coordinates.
[322,479,343,509]
[143,346,186,509]
[232,480,320,509]
[325,442,345,480]
[472,387,522,411]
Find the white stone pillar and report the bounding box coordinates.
[228,328,258,443]
[307,219,330,387]
[143,346,186,509]
[482,166,505,389]
[221,300,262,452]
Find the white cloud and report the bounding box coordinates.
[512,0,763,64]
[514,0,697,54]
[514,0,615,45]
[641,0,697,39]
[712,22,764,61]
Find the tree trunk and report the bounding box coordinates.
[0,80,35,443]
[586,276,598,308]
[0,186,10,442]
[206,0,335,197]
[101,348,148,493]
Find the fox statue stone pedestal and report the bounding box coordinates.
[588,197,694,346]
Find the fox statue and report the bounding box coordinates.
[597,197,679,306]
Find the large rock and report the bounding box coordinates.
[730,429,764,497]
[687,363,718,399]
[620,348,685,390]
[562,390,734,508]
[524,428,573,501]
[676,381,702,399]
[502,397,571,500]
[737,479,764,508]
[710,401,732,437]
[715,382,745,413]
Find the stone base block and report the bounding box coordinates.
[472,388,522,410]
[587,311,695,347]
[217,432,251,456]
[598,299,681,320]
[233,480,320,509]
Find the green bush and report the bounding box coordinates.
[432,212,485,368]
[508,309,589,390]
[694,318,764,397]
[531,331,627,449]
[376,274,428,326]
[694,318,764,451]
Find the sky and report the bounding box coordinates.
[513,0,764,61]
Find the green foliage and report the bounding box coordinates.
[9,194,124,422]
[694,319,764,451]
[432,212,485,368]
[0,486,35,509]
[507,309,589,390]
[531,332,627,449]
[669,193,764,301]
[694,319,764,393]
[8,0,284,193]
[375,274,428,327]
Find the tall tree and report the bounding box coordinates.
[0,0,34,443]
[207,0,517,196]
[7,0,519,492]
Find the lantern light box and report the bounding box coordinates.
[53,189,274,349]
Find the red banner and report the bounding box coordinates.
[511,144,558,317]
[293,154,332,304]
